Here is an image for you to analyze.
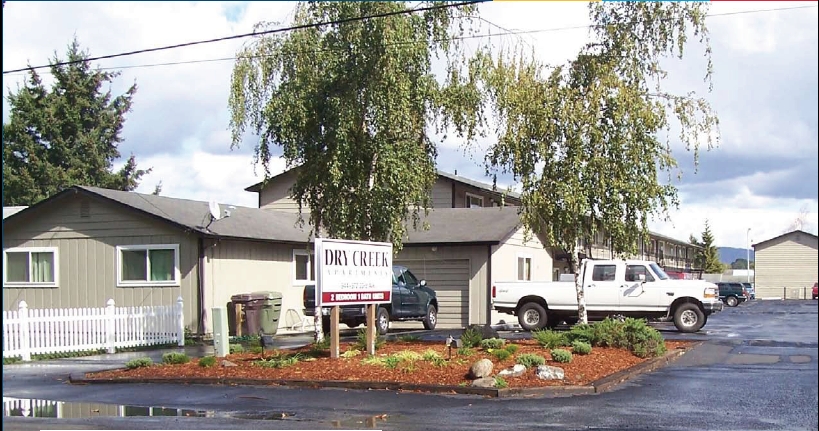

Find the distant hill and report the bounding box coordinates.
[718,247,755,265]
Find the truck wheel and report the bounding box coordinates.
[673,303,705,333]
[725,296,739,307]
[376,308,390,335]
[518,302,548,331]
[423,305,437,330]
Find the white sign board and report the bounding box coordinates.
[315,238,393,307]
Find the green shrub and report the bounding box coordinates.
[125,357,153,369]
[571,341,592,355]
[161,352,190,365]
[480,338,506,350]
[398,335,422,342]
[516,353,546,368]
[308,338,331,355]
[532,329,568,349]
[198,356,217,367]
[422,349,442,361]
[491,349,512,361]
[341,349,361,358]
[249,346,264,354]
[3,357,22,365]
[382,356,401,369]
[504,344,520,354]
[354,329,385,351]
[393,350,423,362]
[566,323,597,345]
[255,352,304,368]
[229,344,245,354]
[593,318,628,348]
[460,327,484,348]
[429,356,447,367]
[550,349,573,363]
[494,376,509,389]
[622,318,667,358]
[457,347,474,356]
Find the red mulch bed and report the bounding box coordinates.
[87,340,691,389]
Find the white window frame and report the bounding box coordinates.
[517,253,533,281]
[116,244,180,287]
[293,249,315,284]
[3,247,60,288]
[465,192,484,209]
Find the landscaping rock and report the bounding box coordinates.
[221,360,238,367]
[467,324,499,340]
[535,365,564,380]
[468,358,494,379]
[471,377,497,388]
[498,364,527,378]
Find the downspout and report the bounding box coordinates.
[197,237,206,335]
[451,182,456,208]
[486,244,493,326]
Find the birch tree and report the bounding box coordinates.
[449,2,720,324]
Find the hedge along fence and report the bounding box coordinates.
[3,297,185,361]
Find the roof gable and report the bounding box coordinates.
[752,229,819,249]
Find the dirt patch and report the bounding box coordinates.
[87,340,692,389]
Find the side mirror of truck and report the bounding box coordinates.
[420,280,427,287]
[637,273,646,283]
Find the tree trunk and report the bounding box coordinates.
[573,244,588,324]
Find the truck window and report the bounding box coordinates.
[626,265,655,282]
[403,270,419,286]
[592,265,617,282]
[648,263,670,280]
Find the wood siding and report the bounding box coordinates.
[430,179,453,209]
[754,232,818,296]
[2,195,200,331]
[490,227,553,325]
[258,169,301,212]
[396,245,490,326]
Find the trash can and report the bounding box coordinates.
[230,292,283,336]
[254,291,283,336]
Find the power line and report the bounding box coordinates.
[1,0,487,75]
[3,3,815,77]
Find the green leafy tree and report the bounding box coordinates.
[448,3,720,323]
[730,258,754,270]
[228,1,482,340]
[2,39,149,206]
[691,220,724,273]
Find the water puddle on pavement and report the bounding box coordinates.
[2,397,212,419]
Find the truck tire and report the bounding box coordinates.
[518,302,548,331]
[725,296,739,307]
[376,307,390,335]
[423,305,437,330]
[673,303,705,333]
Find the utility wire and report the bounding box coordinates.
[2,0,487,74]
[3,3,815,76]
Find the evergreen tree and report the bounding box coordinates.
[691,220,724,273]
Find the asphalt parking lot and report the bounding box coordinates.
[3,299,817,431]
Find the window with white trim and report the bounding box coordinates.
[3,247,59,288]
[465,192,484,208]
[517,255,532,281]
[116,244,180,287]
[293,249,315,283]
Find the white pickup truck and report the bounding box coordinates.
[492,259,723,333]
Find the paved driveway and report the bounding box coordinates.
[3,300,817,431]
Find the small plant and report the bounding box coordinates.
[398,335,422,342]
[3,357,22,365]
[593,318,627,348]
[308,338,331,355]
[162,352,190,365]
[383,356,401,369]
[341,349,362,359]
[571,341,592,355]
[393,350,423,362]
[429,356,447,367]
[255,352,304,368]
[550,349,573,363]
[229,344,245,354]
[198,356,217,367]
[516,353,546,368]
[491,349,512,361]
[422,349,442,361]
[494,376,509,389]
[354,329,385,351]
[566,323,597,345]
[249,346,264,354]
[125,357,153,369]
[460,327,484,348]
[532,329,568,349]
[457,347,474,356]
[401,361,417,374]
[504,344,520,354]
[361,356,385,366]
[480,338,505,350]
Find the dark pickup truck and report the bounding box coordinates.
[303,265,438,335]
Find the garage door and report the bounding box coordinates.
[394,259,470,328]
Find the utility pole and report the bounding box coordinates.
[746,228,751,283]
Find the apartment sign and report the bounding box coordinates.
[314,238,393,306]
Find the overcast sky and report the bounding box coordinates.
[3,1,817,249]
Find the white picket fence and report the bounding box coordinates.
[2,297,185,361]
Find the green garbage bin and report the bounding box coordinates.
[253,291,283,336]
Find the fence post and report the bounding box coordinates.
[105,299,116,354]
[18,301,31,362]
[176,296,185,347]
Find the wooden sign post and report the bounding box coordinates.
[330,305,340,359]
[366,304,377,355]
